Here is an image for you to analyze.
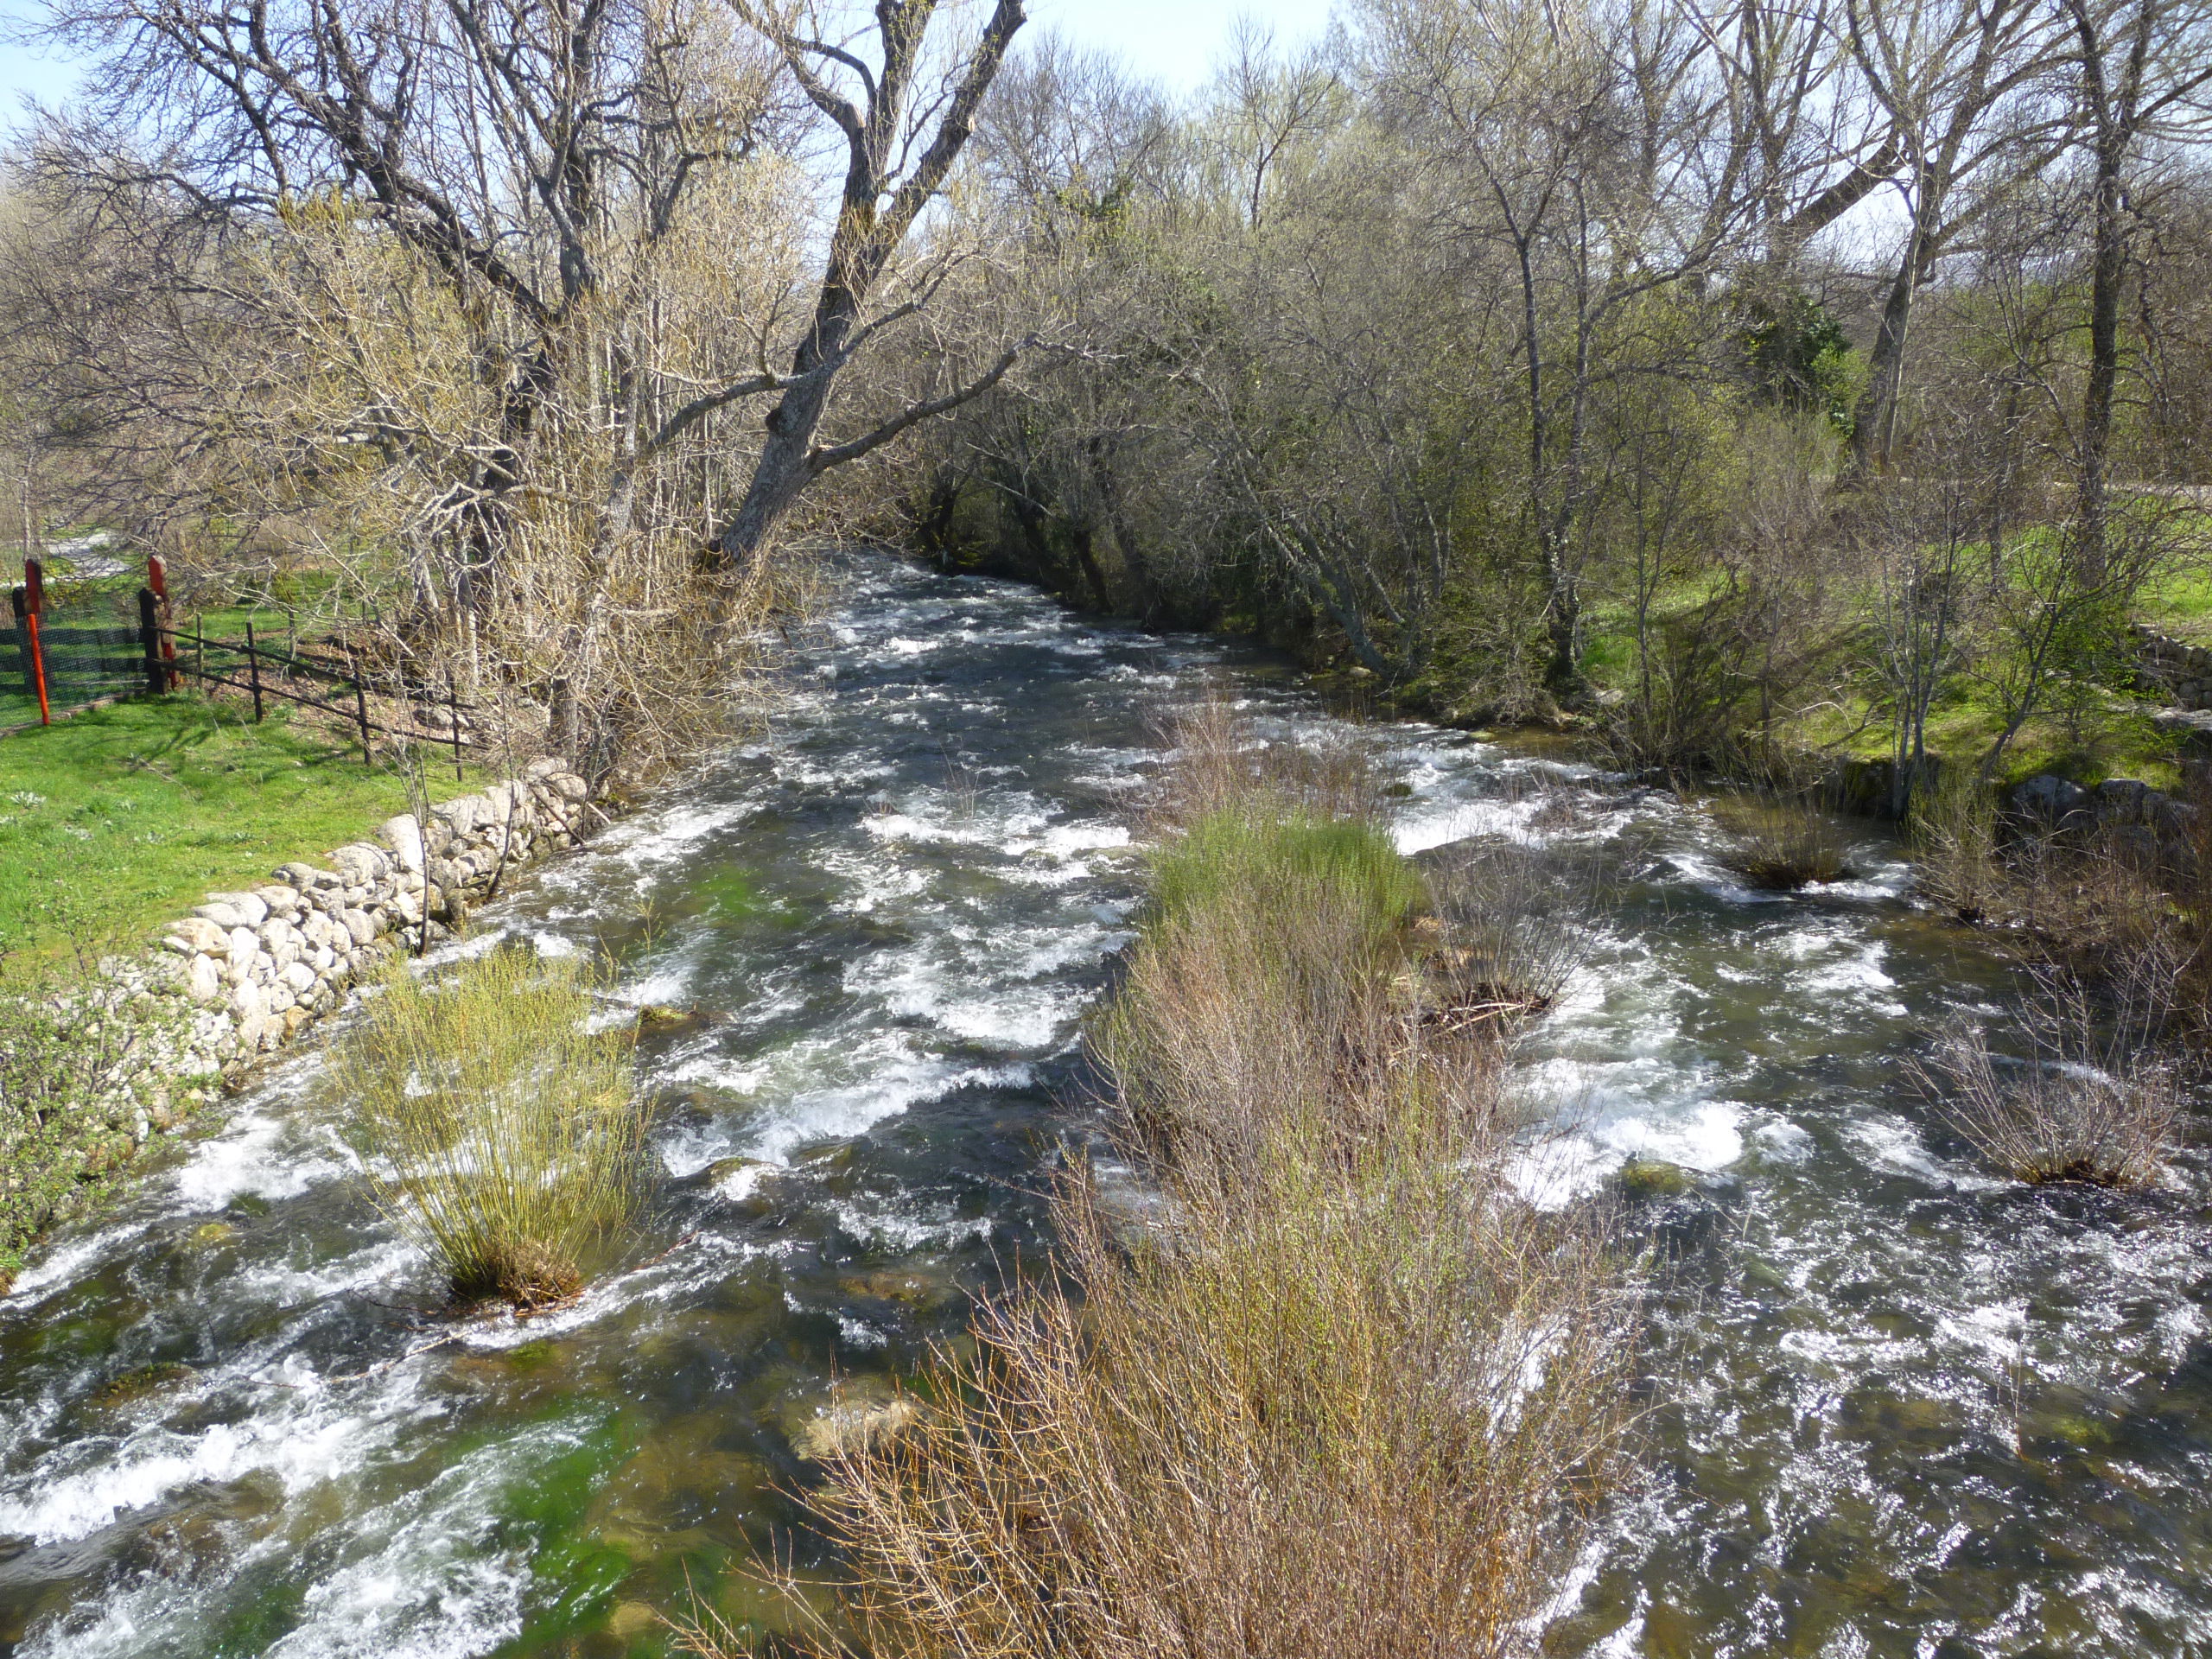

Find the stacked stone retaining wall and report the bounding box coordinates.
[2133,626,2212,711]
[116,755,607,1102]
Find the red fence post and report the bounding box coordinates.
[26,610,48,725]
[22,559,48,724]
[146,556,178,689]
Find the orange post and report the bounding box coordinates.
[22,558,48,724]
[26,610,48,724]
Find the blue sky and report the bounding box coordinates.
[0,0,1336,130]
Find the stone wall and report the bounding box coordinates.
[2133,626,2212,711]
[146,756,604,1076]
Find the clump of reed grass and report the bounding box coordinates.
[1910,772,2005,924]
[1911,957,2179,1188]
[680,1086,1635,1659]
[1094,805,1437,1173]
[1711,787,1854,891]
[1145,692,1390,831]
[677,709,1640,1659]
[337,947,646,1307]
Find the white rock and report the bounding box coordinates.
[167,917,228,955]
[378,814,427,875]
[311,944,337,974]
[229,980,267,1022]
[279,961,317,994]
[188,954,222,1004]
[332,842,389,882]
[226,926,258,972]
[434,796,482,836]
[340,907,378,945]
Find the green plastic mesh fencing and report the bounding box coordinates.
[9,571,148,722]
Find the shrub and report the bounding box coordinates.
[1711,788,1854,890]
[680,1098,1635,1659]
[676,712,1640,1659]
[1422,840,1607,1024]
[336,946,646,1306]
[1910,773,2004,924]
[0,943,196,1287]
[1096,807,1433,1174]
[1912,960,2178,1187]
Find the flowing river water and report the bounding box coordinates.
[2,556,2209,1658]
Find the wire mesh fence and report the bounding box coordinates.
[6,558,158,728]
[7,553,481,772]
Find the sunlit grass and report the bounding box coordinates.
[0,692,489,958]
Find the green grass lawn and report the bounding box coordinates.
[0,691,488,961]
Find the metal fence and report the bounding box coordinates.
[6,554,482,775]
[5,557,166,728]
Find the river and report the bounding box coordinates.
[1,556,2207,1657]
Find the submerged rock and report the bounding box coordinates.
[780,1378,920,1461]
[1616,1157,1693,1200]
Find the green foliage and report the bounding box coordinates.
[1742,290,1865,439]
[337,947,648,1307]
[1148,809,1426,950]
[0,944,197,1284]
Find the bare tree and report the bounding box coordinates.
[712,0,1030,566]
[2058,0,2212,572]
[1841,0,2072,469]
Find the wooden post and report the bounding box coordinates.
[146,556,178,689]
[194,616,204,685]
[447,669,464,782]
[244,618,265,721]
[22,559,47,723]
[350,647,372,767]
[138,588,164,695]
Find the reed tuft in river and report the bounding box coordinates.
[336,947,646,1308]
[679,712,1638,1659]
[1914,957,2179,1189]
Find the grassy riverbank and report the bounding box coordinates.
[0,691,486,961]
[0,685,493,1288]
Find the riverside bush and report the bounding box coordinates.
[682,715,1638,1659]
[1913,959,2178,1187]
[1711,788,1855,890]
[0,946,194,1288]
[337,947,646,1307]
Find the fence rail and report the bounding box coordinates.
[156,622,481,776]
[7,553,482,778]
